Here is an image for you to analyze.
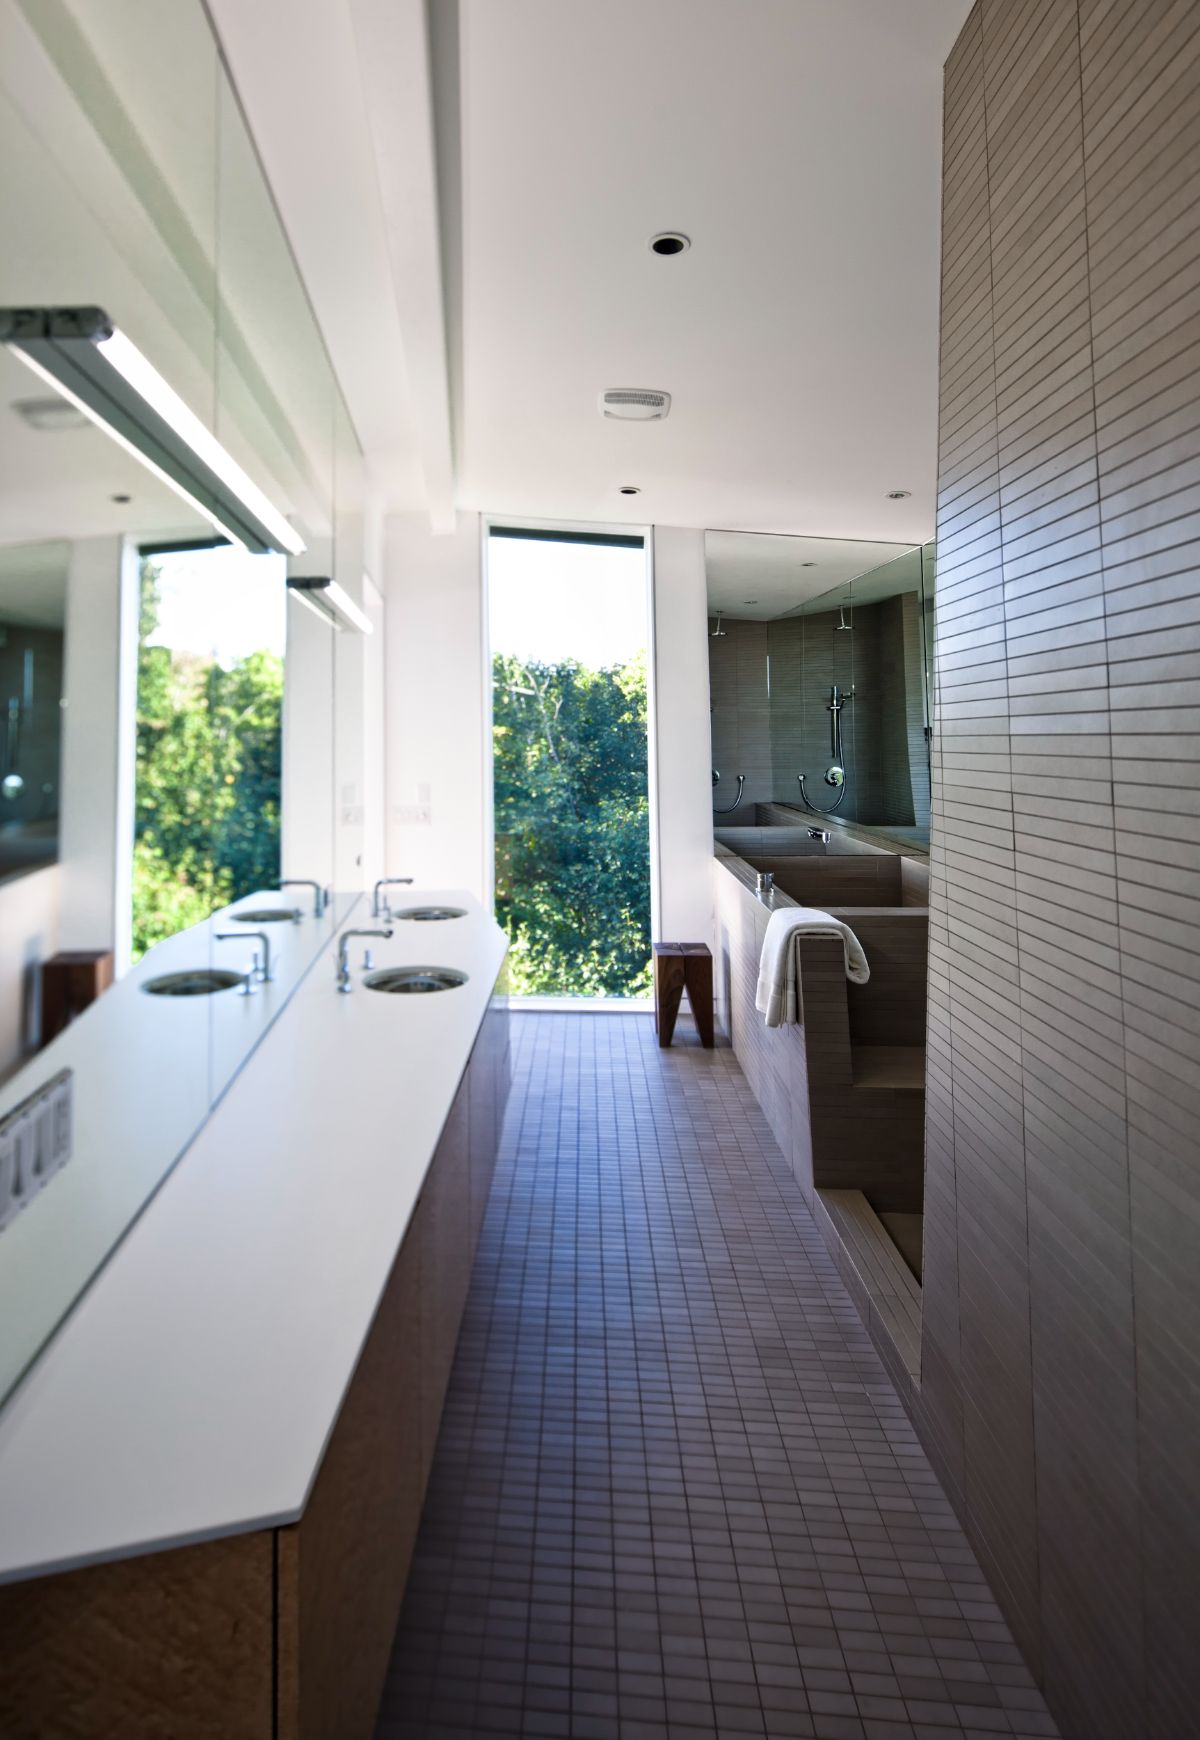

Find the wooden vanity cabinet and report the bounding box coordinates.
[0,1003,510,1740]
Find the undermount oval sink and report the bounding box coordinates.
[142,969,247,997]
[391,906,467,923]
[363,966,468,995]
[231,907,303,924]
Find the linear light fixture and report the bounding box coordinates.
[0,306,305,556]
[286,575,372,635]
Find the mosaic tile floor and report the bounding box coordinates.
[378,1013,1057,1740]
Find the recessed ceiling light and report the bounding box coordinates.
[886,489,911,499]
[744,599,758,605]
[619,485,641,496]
[110,493,131,504]
[649,232,690,256]
[801,561,816,567]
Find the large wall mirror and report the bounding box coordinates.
[0,0,367,1406]
[706,531,935,849]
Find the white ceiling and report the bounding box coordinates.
[0,351,205,550]
[0,0,363,548]
[212,0,973,541]
[705,532,917,621]
[206,0,442,522]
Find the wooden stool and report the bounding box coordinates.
[653,943,714,1048]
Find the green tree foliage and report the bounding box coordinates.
[132,559,282,959]
[493,650,651,997]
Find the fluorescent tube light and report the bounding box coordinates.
[286,584,336,630]
[286,576,373,635]
[0,307,305,556]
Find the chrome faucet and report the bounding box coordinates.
[807,828,830,844]
[337,928,393,993]
[280,878,327,918]
[215,930,272,984]
[373,876,414,918]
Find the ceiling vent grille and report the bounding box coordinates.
[12,395,89,432]
[599,388,671,421]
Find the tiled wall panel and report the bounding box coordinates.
[709,603,929,824]
[928,3,1200,1735]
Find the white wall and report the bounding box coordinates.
[58,535,138,968]
[280,492,387,900]
[359,574,386,893]
[650,527,715,950]
[282,539,337,893]
[384,511,487,897]
[0,530,145,1068]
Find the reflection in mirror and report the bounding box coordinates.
[133,539,286,962]
[213,59,342,918]
[0,2,368,1411]
[0,542,66,881]
[0,0,221,1411]
[705,531,935,848]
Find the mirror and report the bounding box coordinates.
[0,542,67,880]
[706,531,935,849]
[0,1,366,1407]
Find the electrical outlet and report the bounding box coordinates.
[393,803,432,826]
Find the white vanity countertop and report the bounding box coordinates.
[0,890,507,1584]
[0,888,360,1417]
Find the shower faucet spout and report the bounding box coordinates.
[713,773,746,815]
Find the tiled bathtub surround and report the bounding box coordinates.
[379,1013,1055,1739]
[928,4,1200,1736]
[712,849,928,1260]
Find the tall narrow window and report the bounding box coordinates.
[133,542,285,959]
[488,527,651,999]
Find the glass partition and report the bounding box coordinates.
[706,531,934,846]
[0,1,363,1408]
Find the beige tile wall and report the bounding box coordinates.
[923,4,1200,1736]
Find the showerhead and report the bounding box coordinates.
[836,605,852,631]
[710,612,727,637]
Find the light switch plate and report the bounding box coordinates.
[0,1069,73,1231]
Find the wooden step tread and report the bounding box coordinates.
[851,1044,925,1090]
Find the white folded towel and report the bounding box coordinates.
[754,905,870,1028]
